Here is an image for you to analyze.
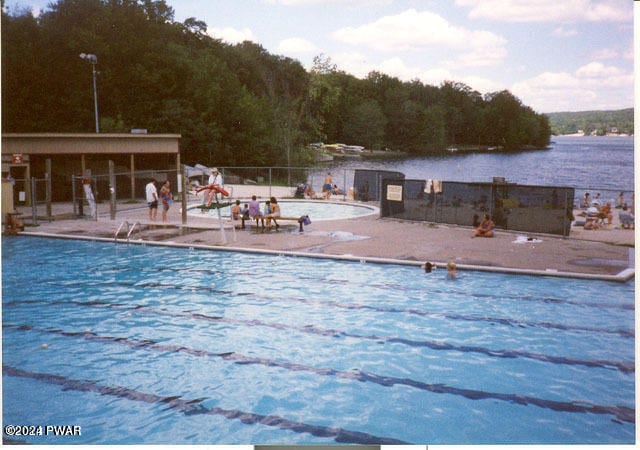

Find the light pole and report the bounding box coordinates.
[79,53,99,133]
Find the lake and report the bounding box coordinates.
[319,136,634,195]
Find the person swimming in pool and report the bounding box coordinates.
[446,260,456,279]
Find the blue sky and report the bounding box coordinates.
[6,0,635,113]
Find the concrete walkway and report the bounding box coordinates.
[10,198,636,280]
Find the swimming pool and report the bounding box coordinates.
[187,200,379,221]
[2,236,634,445]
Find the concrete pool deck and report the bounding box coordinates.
[9,199,636,281]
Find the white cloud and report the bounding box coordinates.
[456,0,630,23]
[589,48,619,60]
[277,37,318,54]
[332,9,507,68]
[511,62,633,112]
[332,51,372,78]
[552,26,578,37]
[331,54,503,95]
[207,26,255,44]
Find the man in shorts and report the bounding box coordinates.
[145,178,158,221]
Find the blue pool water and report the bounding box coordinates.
[188,200,378,221]
[2,237,635,445]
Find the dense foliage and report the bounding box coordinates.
[546,108,633,136]
[2,0,551,166]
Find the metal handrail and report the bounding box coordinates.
[114,221,129,241]
[126,221,141,240]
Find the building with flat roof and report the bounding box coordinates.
[1,133,181,203]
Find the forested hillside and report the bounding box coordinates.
[546,108,633,136]
[2,0,551,166]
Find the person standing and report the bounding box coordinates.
[145,178,158,221]
[82,170,96,218]
[323,172,333,199]
[159,180,172,223]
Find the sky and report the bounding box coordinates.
[6,0,635,113]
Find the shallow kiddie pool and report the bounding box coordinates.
[187,199,379,221]
[2,236,635,445]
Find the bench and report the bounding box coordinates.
[241,215,307,232]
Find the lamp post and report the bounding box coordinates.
[79,53,99,133]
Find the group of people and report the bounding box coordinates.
[424,260,457,280]
[580,191,634,230]
[298,173,342,199]
[232,195,281,230]
[145,178,172,222]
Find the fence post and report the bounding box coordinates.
[45,159,52,219]
[30,177,38,225]
[72,175,77,216]
[109,160,116,220]
[180,164,187,225]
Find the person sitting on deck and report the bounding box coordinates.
[597,201,613,226]
[472,214,495,238]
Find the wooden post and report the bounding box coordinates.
[130,154,135,200]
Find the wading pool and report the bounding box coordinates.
[2,236,634,445]
[187,199,378,221]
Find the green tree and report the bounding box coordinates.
[343,99,386,149]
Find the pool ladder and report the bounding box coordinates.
[114,221,141,242]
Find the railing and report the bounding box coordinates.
[114,221,140,242]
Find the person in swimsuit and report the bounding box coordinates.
[265,196,281,229]
[323,172,333,199]
[159,180,172,222]
[472,213,495,238]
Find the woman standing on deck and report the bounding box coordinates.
[159,180,172,223]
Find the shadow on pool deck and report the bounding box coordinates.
[9,200,636,280]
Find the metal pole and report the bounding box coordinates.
[109,160,116,220]
[72,175,77,216]
[181,164,187,225]
[92,61,99,133]
[30,177,38,225]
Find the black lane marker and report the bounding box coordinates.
[3,296,635,374]
[5,324,635,424]
[2,364,406,445]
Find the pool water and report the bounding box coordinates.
[188,200,378,221]
[2,237,635,445]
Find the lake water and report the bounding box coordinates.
[319,136,634,194]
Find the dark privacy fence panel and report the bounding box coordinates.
[380,179,575,236]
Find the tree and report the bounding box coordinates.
[343,99,386,149]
